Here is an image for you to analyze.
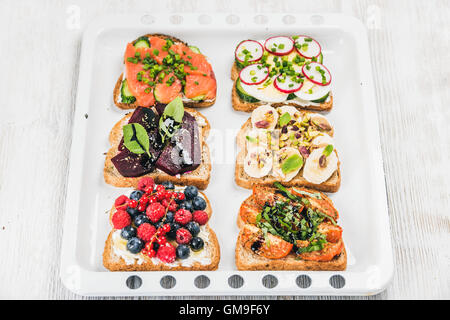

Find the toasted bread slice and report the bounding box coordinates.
[103,190,220,271]
[235,227,346,271]
[114,34,216,110]
[235,118,341,192]
[231,62,333,112]
[104,108,211,190]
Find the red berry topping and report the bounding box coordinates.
[176,228,192,244]
[114,195,129,208]
[155,191,165,201]
[193,210,209,225]
[137,223,156,242]
[168,201,178,212]
[174,209,192,225]
[127,199,138,209]
[161,199,170,208]
[146,249,156,258]
[138,177,155,192]
[146,202,166,223]
[162,224,171,233]
[137,204,147,212]
[157,235,167,245]
[148,195,158,204]
[144,186,154,194]
[177,193,185,201]
[156,185,166,193]
[156,243,176,263]
[164,190,173,200]
[111,210,131,229]
[139,195,149,205]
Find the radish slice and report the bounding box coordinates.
[294,35,322,59]
[294,79,331,101]
[235,40,264,63]
[264,36,294,56]
[239,64,269,85]
[274,74,303,93]
[302,62,332,86]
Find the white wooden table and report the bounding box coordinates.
[0,0,448,300]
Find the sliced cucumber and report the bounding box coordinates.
[120,79,136,104]
[190,94,206,101]
[311,92,329,103]
[287,93,296,100]
[236,78,260,103]
[134,36,150,48]
[189,45,201,54]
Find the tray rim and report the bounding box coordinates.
[60,12,394,297]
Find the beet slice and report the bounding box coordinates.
[156,112,201,175]
[112,107,164,177]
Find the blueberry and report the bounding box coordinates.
[127,237,144,254]
[134,214,149,227]
[162,181,175,190]
[176,244,191,259]
[180,200,193,212]
[186,221,200,237]
[192,196,206,211]
[184,186,198,200]
[120,226,137,240]
[154,220,163,229]
[130,190,144,201]
[153,242,160,252]
[165,211,175,223]
[166,222,181,240]
[190,237,204,252]
[126,207,140,219]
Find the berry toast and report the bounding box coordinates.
[103,178,220,271]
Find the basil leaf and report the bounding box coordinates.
[163,96,184,123]
[281,154,304,174]
[246,135,258,144]
[323,144,334,157]
[123,123,151,158]
[279,112,291,127]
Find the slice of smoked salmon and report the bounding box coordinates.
[148,36,172,64]
[124,43,155,108]
[184,74,217,100]
[171,44,213,77]
[153,71,182,104]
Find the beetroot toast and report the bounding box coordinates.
[114,34,216,110]
[104,105,212,190]
[235,185,347,271]
[103,187,220,271]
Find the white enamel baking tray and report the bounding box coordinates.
[60,13,394,296]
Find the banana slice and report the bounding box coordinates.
[310,113,333,132]
[272,147,304,182]
[311,133,334,148]
[303,147,338,184]
[277,106,302,122]
[244,147,273,178]
[251,105,279,130]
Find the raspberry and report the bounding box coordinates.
[146,202,166,223]
[168,201,178,212]
[111,210,131,229]
[176,228,192,244]
[193,210,209,225]
[114,195,129,208]
[138,177,155,192]
[174,209,192,225]
[156,243,176,263]
[137,223,156,242]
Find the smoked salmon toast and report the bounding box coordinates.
[235,183,346,270]
[114,34,217,110]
